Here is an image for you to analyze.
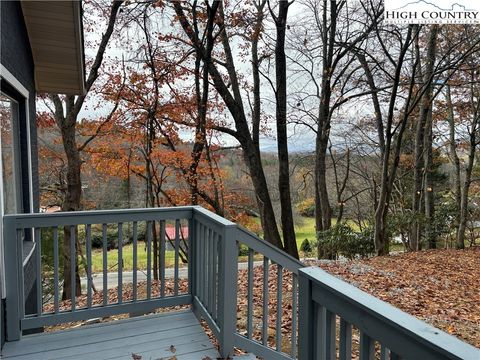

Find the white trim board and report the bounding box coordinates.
[0,64,29,98]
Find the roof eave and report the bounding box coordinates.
[21,1,86,95]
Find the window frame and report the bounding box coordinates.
[0,64,35,299]
[0,92,24,215]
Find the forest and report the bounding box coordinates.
[37,0,479,267]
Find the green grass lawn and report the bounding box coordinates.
[86,216,381,272]
[89,216,323,272]
[282,216,362,247]
[90,244,181,273]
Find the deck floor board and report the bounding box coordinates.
[1,310,219,360]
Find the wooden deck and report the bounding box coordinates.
[1,311,220,360]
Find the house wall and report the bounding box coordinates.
[0,1,41,346]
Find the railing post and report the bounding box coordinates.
[3,216,22,341]
[217,224,238,358]
[298,268,315,360]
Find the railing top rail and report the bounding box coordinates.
[192,206,236,227]
[237,226,304,274]
[300,267,480,360]
[3,206,194,228]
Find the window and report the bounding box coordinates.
[0,71,29,298]
[0,93,22,214]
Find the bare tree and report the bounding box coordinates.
[173,0,294,254]
[288,0,381,257]
[411,25,439,250]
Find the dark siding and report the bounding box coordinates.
[0,1,39,213]
[0,1,40,345]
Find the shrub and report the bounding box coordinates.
[238,244,250,256]
[88,222,148,249]
[297,198,315,217]
[90,227,118,250]
[317,223,375,260]
[343,227,375,259]
[300,238,312,254]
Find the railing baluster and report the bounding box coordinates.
[339,319,352,360]
[262,256,269,346]
[197,223,202,302]
[35,228,42,317]
[315,306,336,358]
[204,227,209,308]
[202,223,206,304]
[315,304,324,357]
[195,221,200,299]
[147,221,152,300]
[102,223,108,306]
[53,227,59,314]
[160,220,166,297]
[117,222,123,304]
[291,273,298,358]
[325,310,336,359]
[132,221,138,302]
[174,219,180,296]
[18,229,25,320]
[247,248,254,339]
[188,218,193,295]
[208,228,214,314]
[360,331,375,360]
[86,224,92,308]
[70,225,76,312]
[275,264,283,352]
[212,231,218,320]
[203,224,208,304]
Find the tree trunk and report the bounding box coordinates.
[315,0,336,259]
[457,115,478,249]
[446,84,462,232]
[59,111,82,300]
[424,109,435,249]
[315,135,333,259]
[273,1,298,259]
[412,25,438,250]
[373,26,415,255]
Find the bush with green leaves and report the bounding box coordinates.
[88,222,147,249]
[238,244,250,256]
[317,223,375,260]
[300,238,313,254]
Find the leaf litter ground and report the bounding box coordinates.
[44,247,479,356]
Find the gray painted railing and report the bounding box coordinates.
[298,267,480,360]
[190,207,238,358]
[3,207,193,341]
[234,226,303,359]
[3,206,479,359]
